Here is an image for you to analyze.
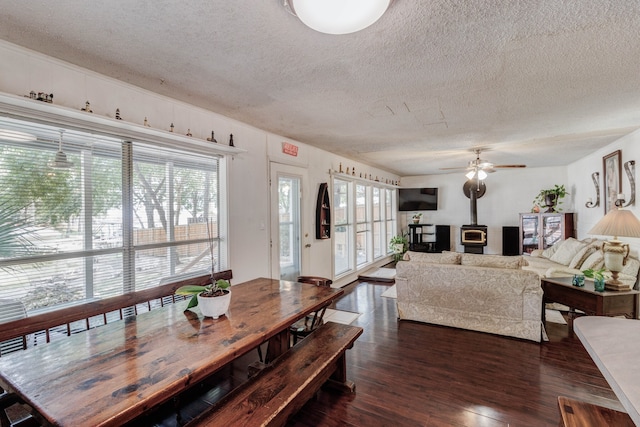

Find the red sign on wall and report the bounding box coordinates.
[282,142,298,157]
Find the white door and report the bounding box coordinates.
[269,163,308,281]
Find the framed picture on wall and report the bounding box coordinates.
[603,150,621,214]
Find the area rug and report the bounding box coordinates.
[380,285,566,324]
[358,267,396,283]
[381,284,397,298]
[323,308,360,325]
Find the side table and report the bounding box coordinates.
[541,276,639,327]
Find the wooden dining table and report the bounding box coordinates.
[0,277,343,427]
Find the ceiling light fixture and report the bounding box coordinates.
[465,169,488,181]
[0,129,36,142]
[283,0,392,35]
[47,130,74,169]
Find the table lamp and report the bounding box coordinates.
[588,207,640,291]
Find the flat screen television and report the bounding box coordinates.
[398,188,438,211]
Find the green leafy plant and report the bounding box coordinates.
[175,279,231,309]
[532,184,569,212]
[412,213,422,220]
[582,267,606,282]
[389,233,409,262]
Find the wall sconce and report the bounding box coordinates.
[623,160,635,207]
[585,172,600,208]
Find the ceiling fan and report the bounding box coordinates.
[440,148,526,180]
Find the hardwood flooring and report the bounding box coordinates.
[286,280,624,427]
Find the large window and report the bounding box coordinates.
[0,117,225,317]
[333,176,396,277]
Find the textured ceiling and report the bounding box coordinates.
[0,1,639,175]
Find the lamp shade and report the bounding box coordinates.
[588,208,640,238]
[290,0,391,35]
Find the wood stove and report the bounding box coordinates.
[461,179,488,254]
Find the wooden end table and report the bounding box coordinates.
[541,276,639,327]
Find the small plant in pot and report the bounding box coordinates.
[583,267,606,292]
[176,278,231,319]
[412,213,422,223]
[532,184,569,213]
[389,233,409,262]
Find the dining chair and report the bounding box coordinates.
[289,276,333,345]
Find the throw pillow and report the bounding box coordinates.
[460,253,525,269]
[549,238,587,266]
[406,251,461,264]
[541,242,562,259]
[581,250,604,270]
[622,257,640,278]
[568,245,596,269]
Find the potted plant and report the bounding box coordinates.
[532,184,569,213]
[175,278,231,319]
[583,267,606,292]
[389,233,409,262]
[412,213,422,224]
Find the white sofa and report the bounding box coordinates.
[521,237,640,289]
[395,252,543,342]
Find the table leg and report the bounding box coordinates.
[265,329,290,364]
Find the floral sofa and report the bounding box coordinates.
[395,252,543,342]
[522,237,640,289]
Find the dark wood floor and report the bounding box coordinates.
[95,278,624,427]
[286,279,623,427]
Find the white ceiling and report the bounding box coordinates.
[1,1,639,176]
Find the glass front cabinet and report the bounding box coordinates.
[519,213,575,254]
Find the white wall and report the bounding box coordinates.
[0,40,397,285]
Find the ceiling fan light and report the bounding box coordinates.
[465,170,476,180]
[289,0,391,35]
[47,130,74,169]
[477,170,488,180]
[47,150,74,169]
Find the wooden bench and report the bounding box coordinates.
[558,396,635,427]
[185,321,363,427]
[0,270,232,427]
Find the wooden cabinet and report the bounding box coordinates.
[315,183,330,239]
[408,224,450,253]
[519,213,574,254]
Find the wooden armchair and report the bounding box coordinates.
[289,276,333,345]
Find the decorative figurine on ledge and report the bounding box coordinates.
[170,123,174,132]
[186,129,192,137]
[229,134,234,147]
[34,92,53,103]
[115,108,122,120]
[207,131,217,143]
[144,117,150,127]
[81,101,93,113]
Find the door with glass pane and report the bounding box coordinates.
[270,163,307,281]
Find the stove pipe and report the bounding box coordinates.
[469,186,478,225]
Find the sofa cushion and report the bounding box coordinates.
[580,250,604,270]
[549,238,588,266]
[404,251,461,264]
[622,257,640,278]
[542,244,561,259]
[568,245,596,269]
[460,253,526,269]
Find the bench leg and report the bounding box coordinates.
[323,351,356,394]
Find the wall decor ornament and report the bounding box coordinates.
[623,160,635,207]
[603,150,622,214]
[585,172,600,208]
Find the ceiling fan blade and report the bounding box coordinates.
[493,164,527,168]
[439,166,470,171]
